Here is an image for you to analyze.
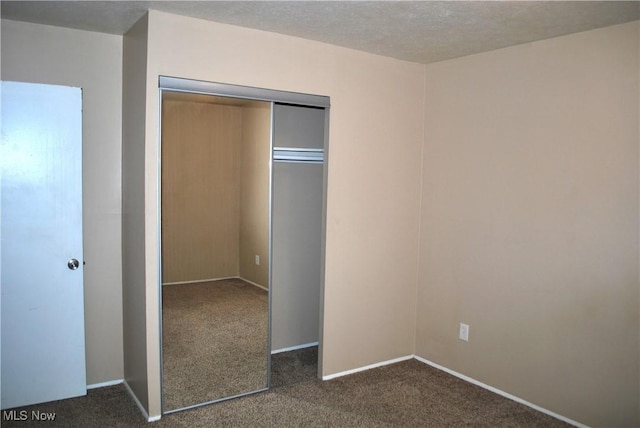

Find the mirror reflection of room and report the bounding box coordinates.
[161,92,271,411]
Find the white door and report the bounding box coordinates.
[1,81,87,409]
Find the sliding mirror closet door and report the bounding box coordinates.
[159,76,330,414]
[271,104,326,386]
[161,91,271,411]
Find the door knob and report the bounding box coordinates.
[67,259,80,270]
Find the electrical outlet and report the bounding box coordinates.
[459,323,469,342]
[255,255,260,266]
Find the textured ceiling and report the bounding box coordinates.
[1,1,638,64]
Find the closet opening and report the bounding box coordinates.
[158,76,330,414]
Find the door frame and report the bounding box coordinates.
[157,76,330,414]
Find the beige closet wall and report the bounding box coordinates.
[417,21,639,428]
[122,13,151,412]
[161,100,242,283]
[239,103,271,288]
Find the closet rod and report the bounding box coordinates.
[273,160,323,164]
[273,148,324,163]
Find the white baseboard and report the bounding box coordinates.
[413,356,589,428]
[322,355,414,381]
[239,277,268,291]
[123,380,161,422]
[272,342,319,354]
[162,277,236,286]
[163,276,267,291]
[87,379,123,390]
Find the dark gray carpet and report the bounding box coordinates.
[162,279,269,410]
[271,346,318,388]
[1,359,572,427]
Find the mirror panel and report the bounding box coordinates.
[161,92,271,411]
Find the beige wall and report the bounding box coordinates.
[141,10,425,416]
[239,102,271,288]
[122,14,151,413]
[0,19,124,386]
[416,21,639,428]
[161,100,242,283]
